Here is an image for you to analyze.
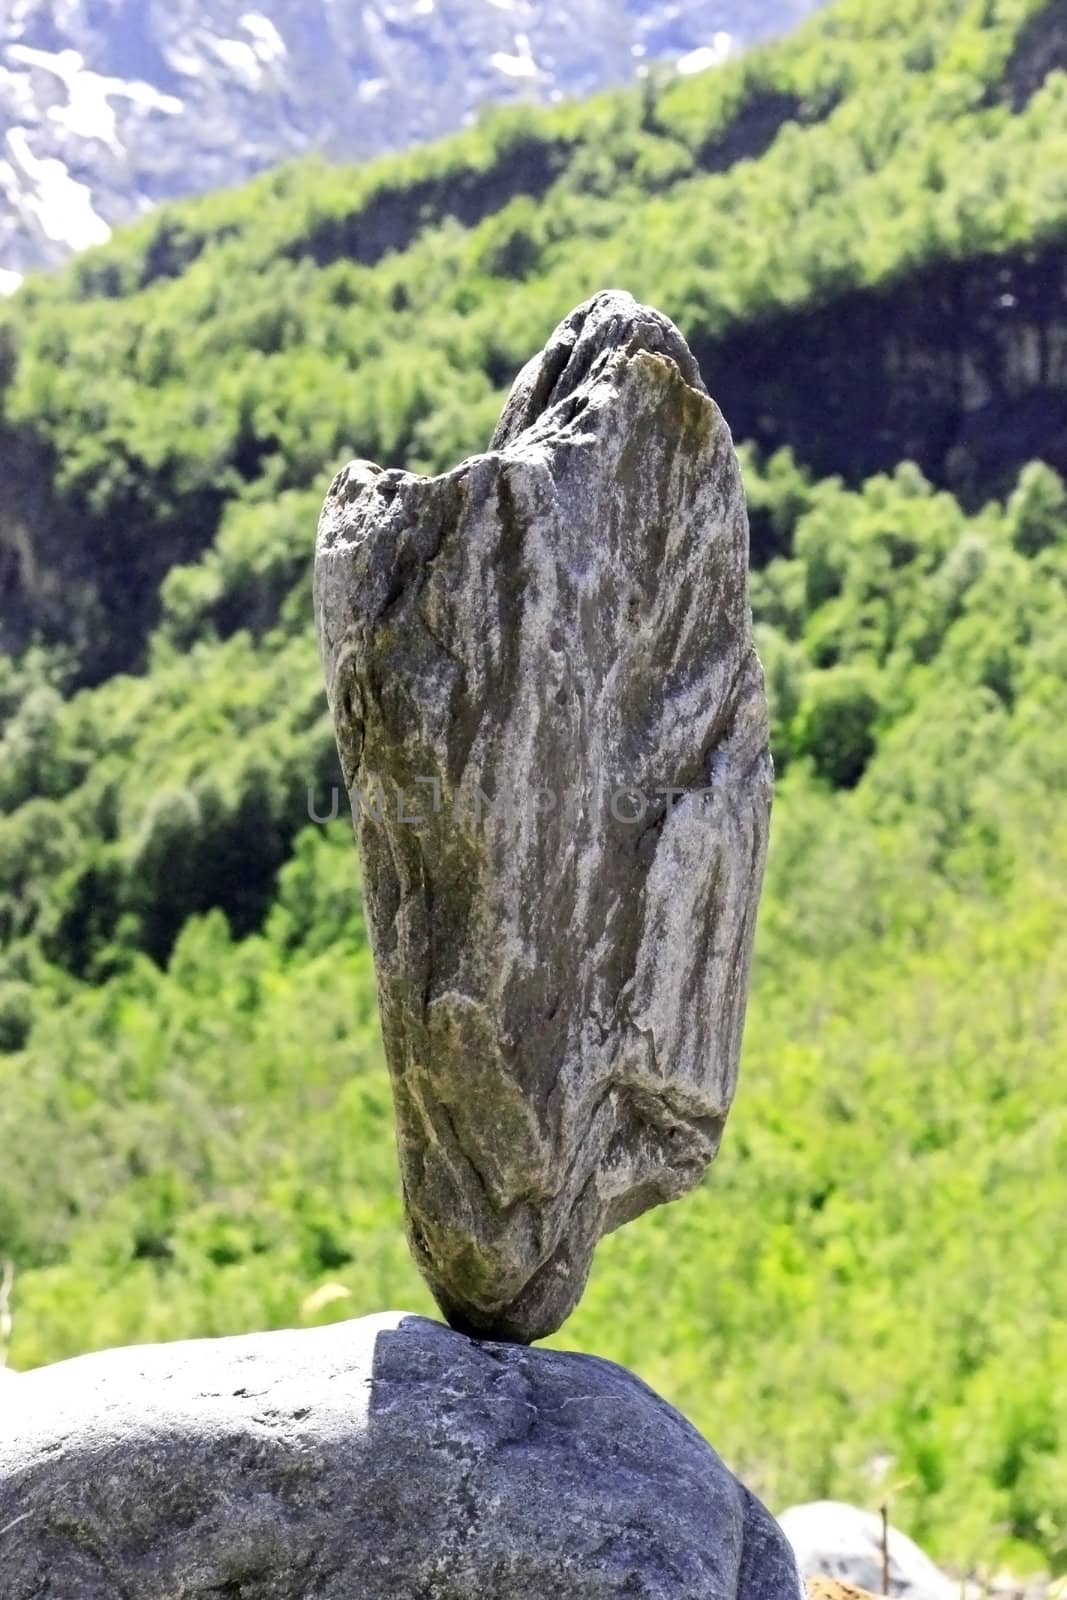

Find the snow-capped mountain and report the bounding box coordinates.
[0,0,824,289]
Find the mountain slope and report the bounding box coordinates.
[0,0,1065,1578]
[2,0,1064,683]
[0,0,824,284]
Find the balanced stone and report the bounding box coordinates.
[315,291,773,1342]
[0,1313,802,1600]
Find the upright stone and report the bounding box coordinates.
[315,290,773,1342]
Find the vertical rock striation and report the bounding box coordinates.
[315,290,773,1342]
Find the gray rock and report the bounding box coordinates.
[0,1312,802,1600]
[779,1502,956,1599]
[315,290,773,1342]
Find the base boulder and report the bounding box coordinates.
[1,1312,800,1599]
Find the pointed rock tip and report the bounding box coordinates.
[490,288,707,450]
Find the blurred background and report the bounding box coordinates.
[0,0,1065,1587]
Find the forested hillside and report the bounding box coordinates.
[0,0,825,282]
[0,0,1065,1579]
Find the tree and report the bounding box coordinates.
[796,666,882,789]
[1007,461,1067,558]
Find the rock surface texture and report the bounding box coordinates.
[0,1312,802,1600]
[316,291,773,1342]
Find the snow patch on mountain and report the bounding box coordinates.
[241,13,286,63]
[6,127,111,250]
[677,34,734,75]
[491,35,538,77]
[8,43,183,151]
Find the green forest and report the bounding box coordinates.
[1,0,1065,1579]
